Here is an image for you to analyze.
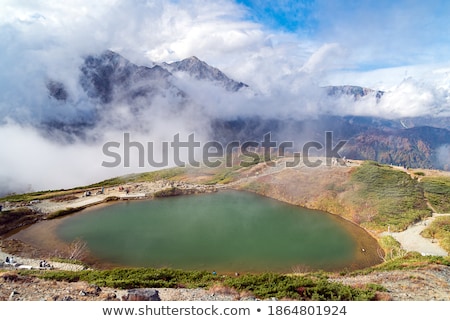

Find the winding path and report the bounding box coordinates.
[384,167,450,256]
[382,213,450,256]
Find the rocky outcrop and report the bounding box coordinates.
[325,85,384,101]
[46,80,68,101]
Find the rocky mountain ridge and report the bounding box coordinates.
[39,50,450,170]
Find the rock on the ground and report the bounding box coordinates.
[122,289,161,301]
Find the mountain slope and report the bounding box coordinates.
[79,50,183,104]
[210,116,450,170]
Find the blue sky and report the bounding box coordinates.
[236,0,317,33]
[236,0,450,70]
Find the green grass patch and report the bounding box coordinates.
[350,161,430,231]
[222,273,378,300]
[0,189,83,203]
[240,181,270,194]
[421,177,450,213]
[421,216,450,254]
[350,252,450,275]
[203,167,240,185]
[20,268,214,289]
[378,235,407,261]
[19,267,379,300]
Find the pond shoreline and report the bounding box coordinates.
[2,186,383,274]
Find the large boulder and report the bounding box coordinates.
[121,289,161,301]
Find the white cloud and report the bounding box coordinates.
[0,123,110,193]
[300,43,348,74]
[378,78,450,117]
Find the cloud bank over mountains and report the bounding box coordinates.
[2,0,450,120]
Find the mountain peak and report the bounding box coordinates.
[173,56,210,71]
[185,56,201,62]
[165,56,248,92]
[79,50,175,104]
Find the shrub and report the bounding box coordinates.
[378,236,406,261]
[421,216,450,253]
[421,177,450,213]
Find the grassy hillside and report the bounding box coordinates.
[348,161,430,231]
[237,161,431,232]
[0,167,186,204]
[420,176,450,213]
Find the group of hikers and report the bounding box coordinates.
[39,260,52,268]
[3,256,52,269]
[4,256,15,264]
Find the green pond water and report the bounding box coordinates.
[55,191,379,273]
